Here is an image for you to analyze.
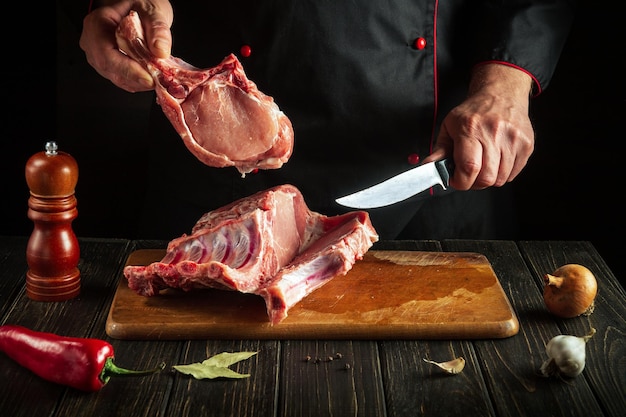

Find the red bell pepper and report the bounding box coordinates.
[0,324,165,392]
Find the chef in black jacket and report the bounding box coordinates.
[81,0,575,240]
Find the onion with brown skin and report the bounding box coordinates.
[543,264,597,318]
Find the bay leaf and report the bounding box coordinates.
[173,351,258,380]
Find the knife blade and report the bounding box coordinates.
[335,158,454,209]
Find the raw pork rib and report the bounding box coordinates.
[116,10,294,175]
[123,185,379,324]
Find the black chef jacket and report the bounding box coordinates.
[136,0,575,240]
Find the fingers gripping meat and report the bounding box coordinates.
[116,10,294,175]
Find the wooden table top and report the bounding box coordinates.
[1,236,624,417]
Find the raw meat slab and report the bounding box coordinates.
[106,249,519,340]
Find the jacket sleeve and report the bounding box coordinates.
[472,0,576,95]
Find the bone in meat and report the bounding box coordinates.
[123,185,379,324]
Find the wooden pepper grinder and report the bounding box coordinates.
[25,141,81,301]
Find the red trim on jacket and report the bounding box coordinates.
[474,60,542,97]
[430,0,439,155]
[428,0,440,196]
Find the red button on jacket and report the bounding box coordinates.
[414,37,426,50]
[240,45,252,57]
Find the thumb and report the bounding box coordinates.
[423,146,448,164]
[141,5,173,58]
[421,127,452,164]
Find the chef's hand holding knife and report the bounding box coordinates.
[82,1,536,197]
[80,0,174,93]
[422,63,535,191]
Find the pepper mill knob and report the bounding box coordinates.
[25,141,81,301]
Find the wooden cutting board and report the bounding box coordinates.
[106,249,518,340]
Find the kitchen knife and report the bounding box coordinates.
[335,158,454,209]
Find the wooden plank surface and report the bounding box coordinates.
[518,241,626,417]
[106,249,519,340]
[1,238,620,417]
[443,240,620,417]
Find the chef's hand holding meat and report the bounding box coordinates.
[78,1,574,242]
[80,0,174,92]
[83,2,293,175]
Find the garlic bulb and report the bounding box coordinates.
[540,328,595,378]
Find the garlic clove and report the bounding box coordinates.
[423,357,466,374]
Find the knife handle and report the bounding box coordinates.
[435,159,454,188]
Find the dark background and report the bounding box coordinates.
[4,3,624,285]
